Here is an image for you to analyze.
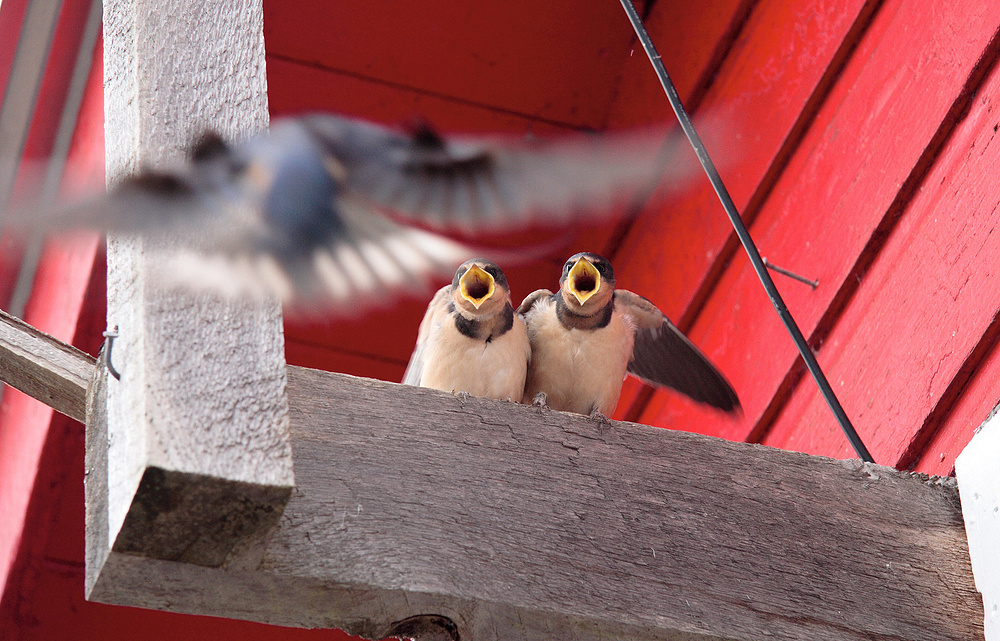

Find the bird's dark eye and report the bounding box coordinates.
[485,265,501,279]
[596,263,609,274]
[452,266,468,288]
[563,262,573,273]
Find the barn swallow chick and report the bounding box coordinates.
[519,252,740,418]
[5,113,692,312]
[403,259,530,401]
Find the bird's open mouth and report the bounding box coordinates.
[460,264,496,309]
[569,258,601,305]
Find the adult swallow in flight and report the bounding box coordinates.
[519,252,740,418]
[5,113,688,311]
[403,258,529,400]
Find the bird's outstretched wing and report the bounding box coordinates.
[402,284,453,386]
[301,114,680,235]
[615,290,741,413]
[4,113,689,309]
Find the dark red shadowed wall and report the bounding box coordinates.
[4,0,1000,639]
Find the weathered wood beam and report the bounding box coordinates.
[86,364,983,641]
[0,308,94,422]
[91,0,293,593]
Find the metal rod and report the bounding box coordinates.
[618,0,874,463]
[763,257,819,289]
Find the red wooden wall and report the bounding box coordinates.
[3,0,1000,639]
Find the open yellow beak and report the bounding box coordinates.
[568,257,601,305]
[459,264,496,309]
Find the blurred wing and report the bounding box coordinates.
[301,114,691,235]
[10,126,475,310]
[153,193,472,311]
[4,133,243,238]
[616,290,741,413]
[402,284,453,386]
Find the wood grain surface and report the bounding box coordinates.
[86,365,983,641]
[98,0,294,570]
[0,308,94,421]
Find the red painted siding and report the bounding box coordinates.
[764,33,1000,466]
[638,0,1000,463]
[6,0,1000,638]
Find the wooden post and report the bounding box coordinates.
[88,0,293,595]
[84,365,983,641]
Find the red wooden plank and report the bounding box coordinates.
[55,35,105,202]
[0,0,30,106]
[613,0,877,322]
[908,301,1000,475]
[0,34,103,637]
[0,234,102,604]
[648,0,1000,449]
[763,60,1000,464]
[0,0,33,309]
[0,27,103,605]
[609,0,876,422]
[263,0,642,129]
[18,0,95,164]
[604,0,753,129]
[266,57,576,134]
[910,340,1000,476]
[568,1,753,264]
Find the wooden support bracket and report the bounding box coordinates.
[0,310,983,640]
[83,364,983,641]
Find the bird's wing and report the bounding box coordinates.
[10,124,475,309]
[4,113,698,310]
[517,289,554,316]
[301,114,685,235]
[402,284,453,386]
[616,290,741,413]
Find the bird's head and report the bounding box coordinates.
[452,259,510,316]
[559,252,615,312]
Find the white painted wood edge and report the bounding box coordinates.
[956,405,1000,640]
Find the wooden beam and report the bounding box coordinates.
[92,0,293,595]
[86,364,983,641]
[0,308,94,422]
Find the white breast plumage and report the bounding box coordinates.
[522,297,635,415]
[420,314,530,401]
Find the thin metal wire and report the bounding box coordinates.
[618,0,874,463]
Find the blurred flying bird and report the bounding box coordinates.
[4,113,692,310]
[520,252,740,418]
[403,258,529,400]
